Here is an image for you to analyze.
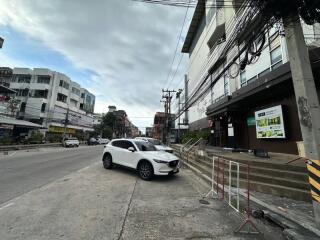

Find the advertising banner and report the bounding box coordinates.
[255,105,285,139]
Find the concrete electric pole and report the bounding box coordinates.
[176,89,183,143]
[162,89,176,144]
[284,17,320,226]
[63,108,70,137]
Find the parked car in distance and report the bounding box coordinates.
[62,137,80,148]
[88,137,99,145]
[102,139,180,180]
[135,137,174,153]
[97,138,110,145]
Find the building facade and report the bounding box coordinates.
[5,67,96,137]
[181,0,320,154]
[145,127,154,138]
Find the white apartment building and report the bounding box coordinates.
[8,68,96,136]
[181,0,320,154]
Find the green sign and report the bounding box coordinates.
[247,116,256,126]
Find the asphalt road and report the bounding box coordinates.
[0,145,103,205]
[0,146,285,239]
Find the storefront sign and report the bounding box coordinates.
[49,126,76,134]
[247,116,256,126]
[255,105,286,139]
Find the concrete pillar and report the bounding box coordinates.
[284,17,320,227]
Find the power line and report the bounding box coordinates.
[163,0,191,89]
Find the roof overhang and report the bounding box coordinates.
[0,117,43,128]
[0,85,16,94]
[182,0,206,53]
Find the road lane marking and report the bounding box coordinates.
[9,151,17,157]
[77,166,90,173]
[0,202,14,211]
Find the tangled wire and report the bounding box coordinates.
[251,0,320,25]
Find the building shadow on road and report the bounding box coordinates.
[103,164,179,182]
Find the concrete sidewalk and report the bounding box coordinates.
[0,161,283,239]
[204,145,306,167]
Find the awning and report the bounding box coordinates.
[0,85,16,94]
[50,122,94,132]
[0,117,43,128]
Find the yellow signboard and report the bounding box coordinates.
[49,126,76,134]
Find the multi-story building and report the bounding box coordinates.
[0,67,13,88]
[145,127,154,138]
[0,85,20,117]
[153,112,175,142]
[92,113,104,126]
[6,67,96,137]
[181,0,320,154]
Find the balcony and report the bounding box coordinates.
[30,83,50,90]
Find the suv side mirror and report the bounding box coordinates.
[128,147,135,152]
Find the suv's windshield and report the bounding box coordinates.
[147,139,162,145]
[134,141,157,151]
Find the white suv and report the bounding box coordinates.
[102,139,180,180]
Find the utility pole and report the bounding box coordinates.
[176,89,183,143]
[160,99,167,143]
[63,108,69,137]
[184,75,189,126]
[162,89,176,144]
[284,17,320,226]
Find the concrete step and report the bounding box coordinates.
[191,155,309,183]
[205,153,307,173]
[184,159,311,202]
[174,147,308,173]
[182,151,307,174]
[187,158,309,191]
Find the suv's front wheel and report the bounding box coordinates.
[138,161,154,180]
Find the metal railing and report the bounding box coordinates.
[180,138,194,154]
[204,156,261,234]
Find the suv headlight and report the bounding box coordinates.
[153,159,168,164]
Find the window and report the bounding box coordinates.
[112,140,135,150]
[20,102,26,113]
[57,93,67,103]
[37,76,50,84]
[134,141,157,151]
[16,75,31,83]
[270,46,282,66]
[81,93,85,98]
[64,82,69,89]
[269,32,282,69]
[33,90,48,98]
[59,80,69,89]
[15,89,29,97]
[72,87,80,96]
[240,71,246,87]
[224,77,229,95]
[41,103,46,112]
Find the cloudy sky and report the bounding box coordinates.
[0,0,192,131]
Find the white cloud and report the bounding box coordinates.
[0,0,190,129]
